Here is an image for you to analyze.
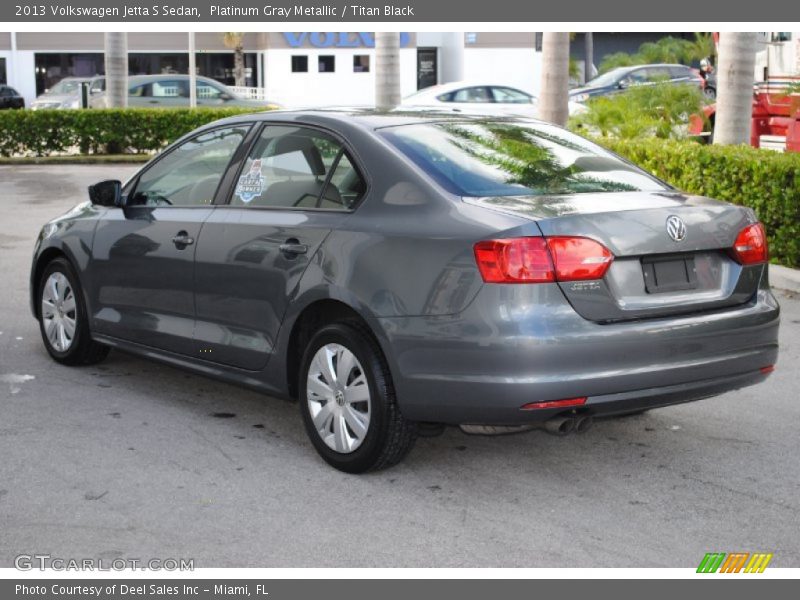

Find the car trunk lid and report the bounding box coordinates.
[466,191,765,322]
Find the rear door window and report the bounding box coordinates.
[450,87,493,103]
[230,125,365,210]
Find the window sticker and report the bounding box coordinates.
[235,159,264,204]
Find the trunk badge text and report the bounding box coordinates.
[570,281,601,292]
[666,215,687,242]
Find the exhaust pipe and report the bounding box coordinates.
[574,415,594,434]
[543,416,576,436]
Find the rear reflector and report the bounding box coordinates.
[732,223,768,265]
[760,365,775,374]
[474,236,613,284]
[521,397,587,411]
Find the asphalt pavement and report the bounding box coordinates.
[1,165,798,568]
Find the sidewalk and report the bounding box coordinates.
[770,264,800,293]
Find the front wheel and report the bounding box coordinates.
[299,321,416,473]
[38,258,109,366]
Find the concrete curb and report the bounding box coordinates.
[770,264,800,294]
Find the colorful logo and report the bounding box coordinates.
[697,552,773,573]
[235,159,264,204]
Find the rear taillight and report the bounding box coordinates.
[732,223,768,265]
[546,237,614,281]
[473,238,555,283]
[473,236,613,284]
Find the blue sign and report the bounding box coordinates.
[283,32,411,48]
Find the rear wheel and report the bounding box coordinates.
[299,321,416,473]
[38,258,109,366]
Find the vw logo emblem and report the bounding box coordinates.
[666,215,687,242]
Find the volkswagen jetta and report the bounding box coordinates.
[30,110,780,472]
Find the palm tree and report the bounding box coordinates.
[714,32,758,145]
[223,32,246,87]
[104,32,128,108]
[538,32,570,126]
[374,32,401,110]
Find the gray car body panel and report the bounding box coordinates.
[30,110,780,425]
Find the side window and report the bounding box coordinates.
[129,83,148,97]
[491,87,532,104]
[451,87,493,103]
[644,67,671,82]
[669,66,690,80]
[151,80,187,98]
[197,81,225,99]
[130,126,250,207]
[627,69,648,84]
[231,125,365,210]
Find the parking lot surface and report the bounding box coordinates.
[1,165,798,567]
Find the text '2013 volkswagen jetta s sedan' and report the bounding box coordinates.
[30,110,780,472]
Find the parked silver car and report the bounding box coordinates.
[89,74,280,109]
[30,76,104,110]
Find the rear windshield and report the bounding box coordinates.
[380,121,669,197]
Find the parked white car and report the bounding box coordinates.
[401,81,587,118]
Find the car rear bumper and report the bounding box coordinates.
[378,284,780,425]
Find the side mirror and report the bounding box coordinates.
[618,80,629,89]
[220,93,233,101]
[88,180,122,207]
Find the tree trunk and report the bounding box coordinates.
[104,32,128,108]
[714,32,757,146]
[539,32,570,126]
[584,32,594,84]
[234,44,245,87]
[375,32,401,110]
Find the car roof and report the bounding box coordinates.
[128,74,217,82]
[410,81,531,95]
[207,107,544,131]
[619,63,690,71]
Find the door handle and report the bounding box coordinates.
[279,240,308,256]
[172,231,195,248]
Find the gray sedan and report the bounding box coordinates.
[88,74,280,109]
[29,110,779,472]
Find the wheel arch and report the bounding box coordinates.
[31,245,86,320]
[283,296,393,401]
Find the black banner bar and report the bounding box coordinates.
[4,0,800,22]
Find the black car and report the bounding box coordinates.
[570,64,704,103]
[0,85,24,109]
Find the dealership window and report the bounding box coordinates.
[353,55,370,73]
[0,58,6,85]
[291,56,308,73]
[34,53,104,95]
[318,55,335,73]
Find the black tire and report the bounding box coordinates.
[37,257,109,366]
[299,320,416,473]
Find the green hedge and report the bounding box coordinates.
[0,107,266,157]
[597,138,800,268]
